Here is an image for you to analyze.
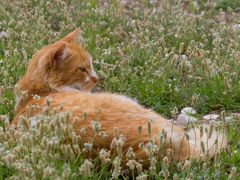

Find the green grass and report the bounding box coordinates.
[216,0,240,11]
[0,164,14,179]
[0,0,240,179]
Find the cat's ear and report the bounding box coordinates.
[52,44,69,67]
[61,29,80,43]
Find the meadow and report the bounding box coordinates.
[0,0,239,179]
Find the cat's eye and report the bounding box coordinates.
[79,67,86,72]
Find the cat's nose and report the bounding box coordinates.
[91,75,98,83]
[90,70,98,83]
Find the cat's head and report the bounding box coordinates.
[21,29,98,93]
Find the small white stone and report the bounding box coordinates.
[181,107,196,115]
[203,114,219,121]
[232,24,240,31]
[177,114,197,125]
[181,54,189,61]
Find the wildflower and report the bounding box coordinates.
[99,149,111,164]
[112,156,121,178]
[79,159,93,176]
[136,174,148,180]
[149,157,157,175]
[114,127,119,138]
[228,167,237,180]
[62,164,71,179]
[162,156,169,169]
[182,160,190,170]
[162,169,169,179]
[79,127,86,134]
[117,135,126,146]
[126,147,135,159]
[179,42,184,54]
[99,131,108,139]
[45,96,51,106]
[126,160,137,170]
[166,148,173,160]
[73,144,81,155]
[173,174,178,180]
[43,166,55,178]
[91,120,101,133]
[145,141,154,156]
[32,94,41,100]
[138,142,144,150]
[110,137,117,149]
[170,107,178,119]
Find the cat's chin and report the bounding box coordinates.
[71,84,83,91]
[52,86,82,93]
[71,84,92,92]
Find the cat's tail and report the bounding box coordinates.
[185,123,227,160]
[136,120,227,162]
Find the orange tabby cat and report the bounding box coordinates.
[12,29,226,165]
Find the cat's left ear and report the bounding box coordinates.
[61,29,80,43]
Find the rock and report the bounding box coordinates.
[167,119,177,125]
[203,114,219,121]
[177,114,197,125]
[231,113,240,119]
[232,24,240,31]
[181,107,196,115]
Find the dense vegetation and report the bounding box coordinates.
[0,0,239,179]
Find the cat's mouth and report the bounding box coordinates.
[74,87,82,91]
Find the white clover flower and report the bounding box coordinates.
[126,160,136,170]
[149,157,157,175]
[145,141,154,156]
[126,147,135,159]
[99,149,111,164]
[62,164,71,179]
[136,174,148,180]
[79,159,93,176]
[110,137,118,149]
[117,135,126,146]
[112,156,121,178]
[43,166,56,178]
[183,160,190,170]
[91,120,101,133]
[32,94,41,100]
[162,156,169,169]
